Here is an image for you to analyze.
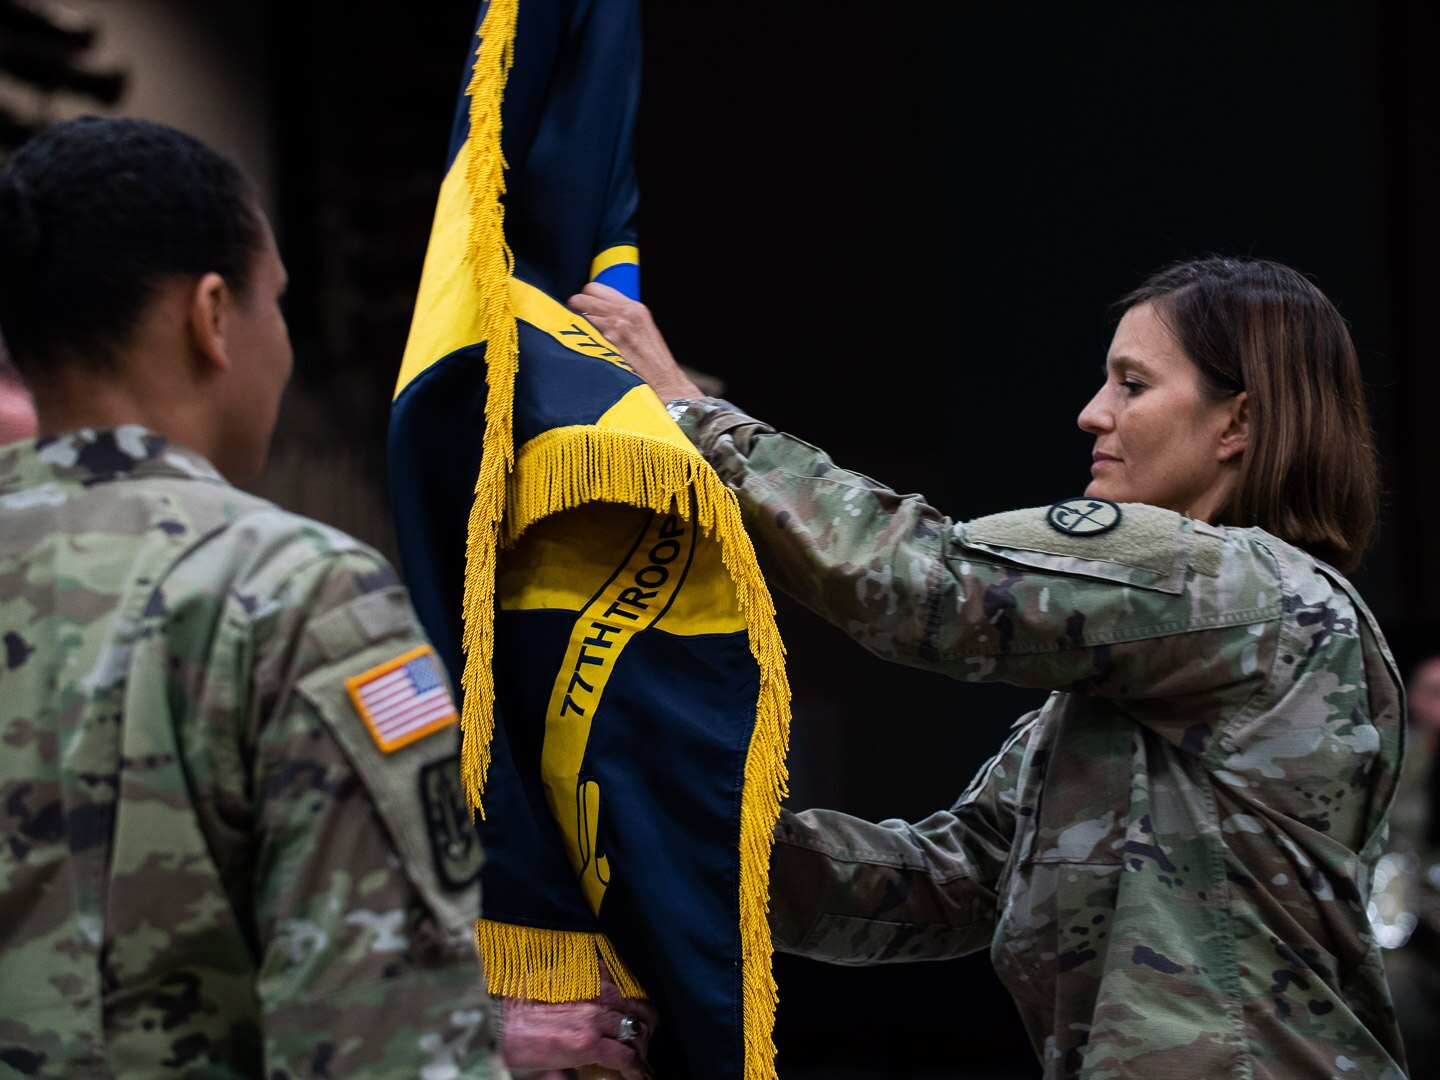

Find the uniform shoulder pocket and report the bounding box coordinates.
[295,591,482,938]
[958,500,1222,595]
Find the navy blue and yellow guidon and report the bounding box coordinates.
[387,3,790,1077]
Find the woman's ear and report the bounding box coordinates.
[187,272,230,373]
[1218,391,1249,462]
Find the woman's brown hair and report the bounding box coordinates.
[1120,257,1379,573]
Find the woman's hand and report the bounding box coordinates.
[499,958,658,1080]
[568,282,702,403]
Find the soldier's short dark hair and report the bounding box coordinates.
[0,116,264,379]
[1120,257,1379,574]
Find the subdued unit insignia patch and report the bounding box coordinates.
[1046,497,1122,537]
[420,755,484,889]
[345,645,458,752]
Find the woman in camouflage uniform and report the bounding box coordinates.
[576,258,1406,1079]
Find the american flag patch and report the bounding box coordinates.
[345,645,458,753]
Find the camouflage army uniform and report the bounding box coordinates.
[1378,731,1440,1076]
[0,428,504,1078]
[675,401,1407,1080]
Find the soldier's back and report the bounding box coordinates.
[0,428,501,1078]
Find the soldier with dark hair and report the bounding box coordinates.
[582,257,1406,1079]
[0,117,651,1079]
[0,115,281,479]
[0,113,496,1079]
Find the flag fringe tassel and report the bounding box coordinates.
[474,424,792,1078]
[475,920,646,1001]
[453,4,789,1074]
[456,0,518,823]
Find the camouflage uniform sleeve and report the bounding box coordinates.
[771,713,1035,964]
[679,400,1281,705]
[243,545,502,1079]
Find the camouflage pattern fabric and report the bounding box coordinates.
[1383,734,1440,932]
[1379,733,1440,1077]
[677,401,1408,1080]
[0,428,505,1079]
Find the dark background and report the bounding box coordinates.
[4,2,1437,1075]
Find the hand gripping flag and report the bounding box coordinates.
[387,3,791,1077]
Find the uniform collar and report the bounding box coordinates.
[0,425,227,495]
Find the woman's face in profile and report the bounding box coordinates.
[1076,302,1246,522]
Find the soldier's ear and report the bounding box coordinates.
[187,272,232,374]
[1217,392,1249,463]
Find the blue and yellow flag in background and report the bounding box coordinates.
[388,2,791,1076]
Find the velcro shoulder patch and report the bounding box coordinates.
[1046,496,1122,536]
[420,755,484,889]
[966,502,1184,571]
[309,585,415,663]
[960,502,1197,594]
[345,644,458,752]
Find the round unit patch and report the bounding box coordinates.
[1046,497,1122,537]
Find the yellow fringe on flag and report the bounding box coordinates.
[457,0,519,819]
[597,934,648,1001]
[476,920,645,1002]
[502,424,792,1079]
[451,7,791,1073]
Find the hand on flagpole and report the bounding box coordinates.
[499,957,657,1080]
[568,283,703,404]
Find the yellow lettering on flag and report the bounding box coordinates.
[541,508,696,912]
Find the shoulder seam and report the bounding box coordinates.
[1198,539,1286,772]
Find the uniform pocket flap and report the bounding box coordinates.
[297,639,481,939]
[959,501,1198,595]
